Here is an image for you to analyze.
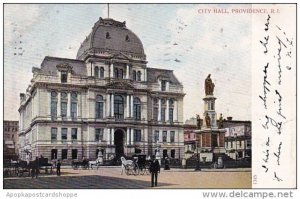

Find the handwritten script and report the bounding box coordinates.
[259,14,294,182]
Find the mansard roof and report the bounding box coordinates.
[147,67,181,85]
[40,56,86,76]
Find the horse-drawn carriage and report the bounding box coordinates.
[71,159,90,169]
[16,157,54,177]
[121,155,151,175]
[3,159,19,177]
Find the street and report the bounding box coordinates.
[4,167,251,189]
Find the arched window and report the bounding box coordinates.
[71,92,77,120]
[114,95,124,120]
[50,91,57,119]
[95,95,104,119]
[133,97,141,120]
[61,92,68,119]
[94,66,99,78]
[137,71,142,81]
[133,70,137,81]
[100,67,104,79]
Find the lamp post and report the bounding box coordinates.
[234,133,237,162]
[195,136,201,171]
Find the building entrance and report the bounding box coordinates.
[114,129,124,158]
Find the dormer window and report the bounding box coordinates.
[125,35,130,42]
[61,71,68,83]
[106,32,111,39]
[137,71,141,81]
[161,80,167,91]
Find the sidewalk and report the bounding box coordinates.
[163,168,251,172]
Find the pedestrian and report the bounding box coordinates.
[32,156,39,178]
[149,155,160,187]
[56,159,61,176]
[164,157,170,170]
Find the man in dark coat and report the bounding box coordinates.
[150,155,160,187]
[32,157,39,178]
[56,159,61,176]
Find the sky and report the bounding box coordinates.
[4,4,252,122]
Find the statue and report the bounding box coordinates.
[196,114,201,129]
[205,113,211,128]
[205,74,215,95]
[218,113,224,128]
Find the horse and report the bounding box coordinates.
[120,156,134,175]
[88,158,102,169]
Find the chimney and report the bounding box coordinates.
[20,93,26,102]
[227,116,233,121]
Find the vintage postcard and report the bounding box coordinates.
[2,2,297,195]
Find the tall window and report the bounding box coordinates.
[134,129,141,142]
[133,97,141,120]
[133,70,137,81]
[154,130,159,142]
[71,128,77,142]
[170,131,175,143]
[161,99,166,122]
[153,107,158,121]
[161,80,167,91]
[120,69,124,79]
[114,68,124,79]
[51,127,57,143]
[95,95,104,119]
[95,128,104,141]
[163,150,168,158]
[72,149,78,160]
[61,71,68,83]
[161,108,166,122]
[94,66,99,78]
[114,95,124,120]
[163,131,167,142]
[61,92,68,119]
[100,67,104,79]
[169,99,174,122]
[71,92,77,120]
[137,71,141,81]
[61,128,67,142]
[51,149,57,160]
[169,108,174,122]
[212,134,218,147]
[171,149,175,158]
[51,91,57,119]
[153,98,158,121]
[62,149,68,160]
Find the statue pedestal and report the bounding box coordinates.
[203,95,217,128]
[195,127,226,162]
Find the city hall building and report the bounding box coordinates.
[18,17,185,162]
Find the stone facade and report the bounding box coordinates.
[18,18,185,163]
